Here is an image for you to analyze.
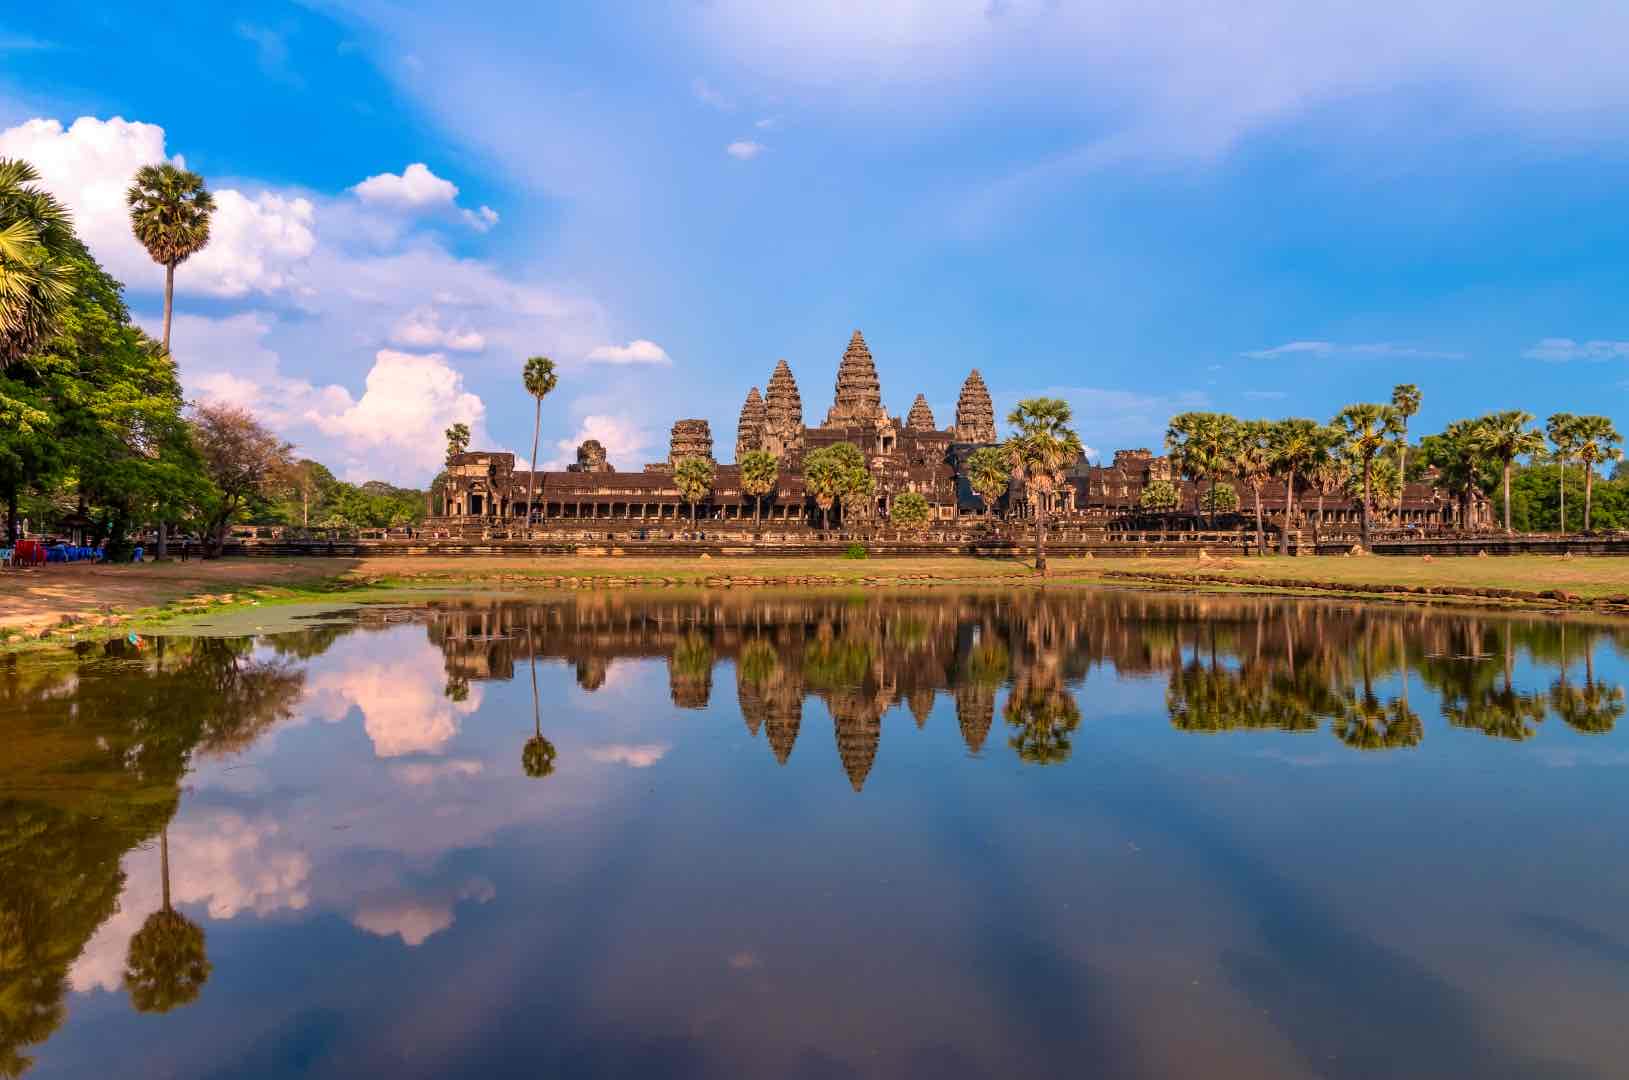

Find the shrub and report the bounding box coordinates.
[843,542,868,559]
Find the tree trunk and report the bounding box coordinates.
[160,827,171,912]
[162,262,175,353]
[1360,458,1373,550]
[4,480,16,543]
[156,521,167,560]
[527,397,541,536]
[1034,493,1049,572]
[1280,470,1295,555]
[1252,486,1264,555]
[1558,458,1566,534]
[1503,460,1513,534]
[1586,464,1595,531]
[1315,489,1325,547]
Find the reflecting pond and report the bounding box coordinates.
[5,588,1629,1078]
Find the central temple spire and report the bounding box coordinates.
[824,329,888,427]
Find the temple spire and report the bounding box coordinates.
[825,329,887,427]
[763,359,804,457]
[735,386,766,462]
[906,394,936,431]
[953,369,996,444]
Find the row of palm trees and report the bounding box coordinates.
[1163,387,1624,551]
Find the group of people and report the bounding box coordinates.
[0,538,172,567]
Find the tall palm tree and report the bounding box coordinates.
[1306,434,1345,544]
[1545,413,1579,534]
[1004,397,1084,571]
[966,445,1010,520]
[674,455,715,526]
[1421,419,1487,529]
[738,449,779,528]
[804,446,841,530]
[522,623,556,778]
[1573,415,1623,532]
[0,157,77,366]
[1268,418,1322,555]
[1390,383,1421,484]
[124,827,211,1014]
[1473,410,1545,535]
[521,355,557,528]
[1332,402,1402,550]
[127,163,215,353]
[1165,411,1239,525]
[1233,420,1273,555]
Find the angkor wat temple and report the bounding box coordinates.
[431,329,1474,534]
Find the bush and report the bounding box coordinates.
[843,542,868,559]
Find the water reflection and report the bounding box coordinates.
[4,590,1629,1078]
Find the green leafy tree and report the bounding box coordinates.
[965,445,1009,519]
[521,355,557,526]
[1165,411,1239,524]
[190,402,294,554]
[1390,383,1421,480]
[445,422,470,463]
[1332,402,1402,549]
[1473,410,1546,535]
[804,446,840,530]
[890,490,932,531]
[1138,478,1180,513]
[1004,684,1081,764]
[738,449,779,527]
[1420,419,1491,529]
[1232,420,1273,553]
[124,828,212,1014]
[674,455,715,526]
[1004,397,1083,571]
[1545,412,1580,534]
[1574,415,1623,531]
[0,157,77,366]
[1199,482,1239,514]
[126,163,215,354]
[1267,418,1325,554]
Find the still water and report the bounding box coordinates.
[5,588,1629,1078]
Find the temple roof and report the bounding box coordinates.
[906,393,936,431]
[825,329,888,427]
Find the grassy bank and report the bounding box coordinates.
[6,552,1629,651]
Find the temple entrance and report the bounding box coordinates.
[470,494,484,515]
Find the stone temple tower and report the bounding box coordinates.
[824,330,888,427]
[762,359,804,458]
[906,394,936,431]
[953,369,997,444]
[735,386,766,461]
[668,419,713,466]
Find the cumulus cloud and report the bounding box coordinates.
[586,743,670,768]
[460,204,500,232]
[352,161,459,207]
[351,878,495,947]
[304,640,483,757]
[390,308,487,352]
[1242,341,1463,360]
[544,413,655,470]
[725,139,764,160]
[1524,338,1629,362]
[391,759,485,785]
[0,115,316,297]
[585,339,672,365]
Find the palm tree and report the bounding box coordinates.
[127,163,215,353]
[1233,420,1273,554]
[1473,410,1545,535]
[803,446,840,530]
[124,827,211,1014]
[1306,436,1345,545]
[890,490,932,532]
[1573,415,1623,532]
[1390,383,1421,483]
[521,356,557,528]
[674,456,715,527]
[1545,412,1582,535]
[1165,412,1239,525]
[738,450,779,528]
[0,157,77,366]
[1003,397,1084,572]
[1332,402,1402,550]
[1421,419,1487,529]
[1268,418,1322,555]
[966,445,1009,520]
[522,624,556,778]
[445,422,471,463]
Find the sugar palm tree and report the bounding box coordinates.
[1390,383,1421,483]
[738,449,778,528]
[1165,411,1239,525]
[966,445,1009,520]
[1421,419,1487,529]
[522,624,556,778]
[1306,435,1345,544]
[1232,420,1273,554]
[124,827,211,1014]
[521,356,557,527]
[1332,402,1402,550]
[1004,397,1084,571]
[1268,418,1322,555]
[1545,412,1580,534]
[0,157,77,366]
[127,163,215,353]
[803,445,842,531]
[1473,410,1545,535]
[674,455,715,526]
[1573,415,1623,532]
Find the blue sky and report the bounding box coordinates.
[3,2,1627,482]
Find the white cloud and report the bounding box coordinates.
[585,339,672,365]
[391,308,487,352]
[352,162,459,207]
[352,878,495,947]
[725,139,764,160]
[0,115,316,298]
[460,204,500,232]
[544,413,655,470]
[1524,338,1629,362]
[586,743,670,768]
[305,350,486,474]
[391,759,485,785]
[754,116,779,130]
[304,639,484,757]
[692,78,734,110]
[1242,341,1463,360]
